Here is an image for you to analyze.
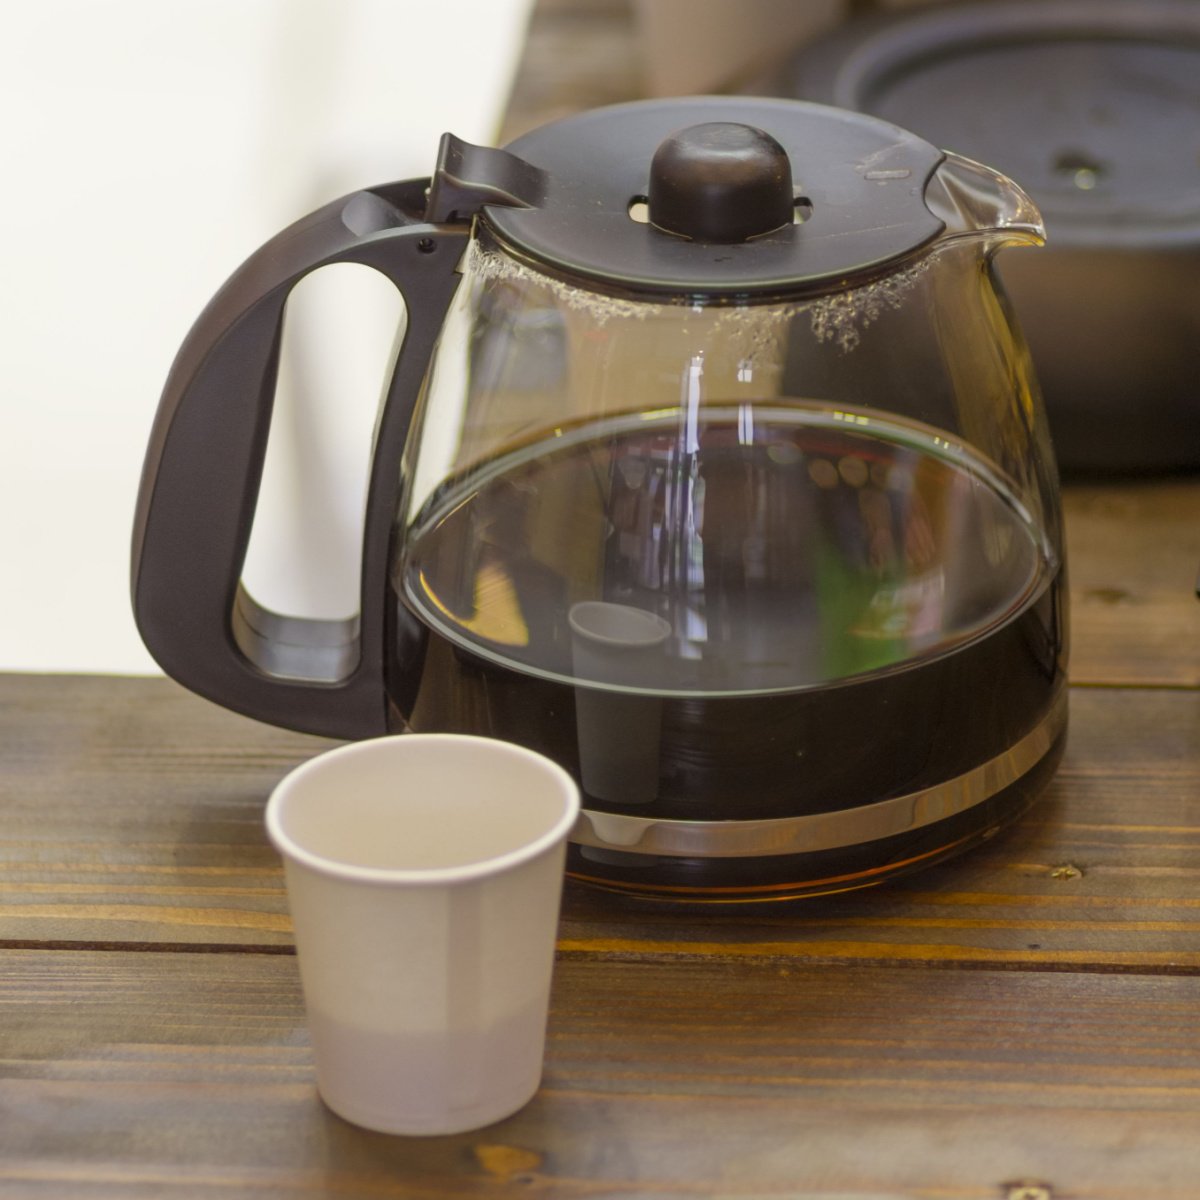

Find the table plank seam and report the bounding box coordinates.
[0,939,296,956]
[4,939,1200,979]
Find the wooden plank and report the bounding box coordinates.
[498,0,639,143]
[1063,480,1200,687]
[0,674,333,948]
[2,949,1199,1198]
[2,675,1198,971]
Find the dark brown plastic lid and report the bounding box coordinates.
[488,97,945,299]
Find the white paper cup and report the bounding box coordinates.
[266,734,580,1136]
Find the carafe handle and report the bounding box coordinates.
[131,178,468,738]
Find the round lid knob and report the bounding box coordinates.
[647,123,795,243]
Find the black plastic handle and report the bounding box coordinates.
[132,178,469,738]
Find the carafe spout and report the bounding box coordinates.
[925,151,1045,250]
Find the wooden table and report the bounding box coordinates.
[6,8,1200,1197]
[5,481,1199,1198]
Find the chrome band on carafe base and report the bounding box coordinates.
[571,683,1066,860]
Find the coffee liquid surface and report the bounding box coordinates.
[388,404,1064,823]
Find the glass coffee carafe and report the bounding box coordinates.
[134,98,1067,901]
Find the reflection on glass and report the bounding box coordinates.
[402,400,1051,696]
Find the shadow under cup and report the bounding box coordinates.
[265,734,580,1136]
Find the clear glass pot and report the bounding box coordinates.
[387,158,1065,899]
[134,101,1067,901]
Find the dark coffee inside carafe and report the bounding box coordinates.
[386,401,1066,898]
[403,402,1051,690]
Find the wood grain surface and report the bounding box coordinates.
[2,671,1197,966]
[499,0,639,143]
[2,648,1200,964]
[1064,482,1200,687]
[4,950,1200,1198]
[0,673,331,948]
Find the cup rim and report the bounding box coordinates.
[568,600,672,648]
[265,733,581,886]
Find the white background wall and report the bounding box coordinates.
[0,0,533,673]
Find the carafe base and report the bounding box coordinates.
[563,723,1066,904]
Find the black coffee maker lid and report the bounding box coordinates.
[431,98,947,300]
